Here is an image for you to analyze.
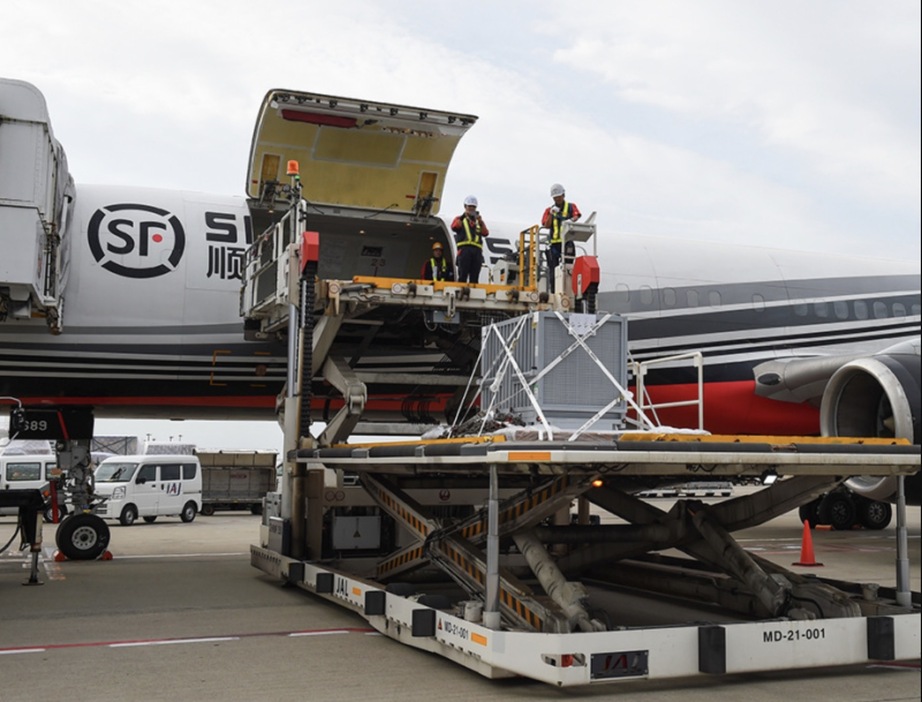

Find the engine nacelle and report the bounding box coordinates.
[819,340,921,505]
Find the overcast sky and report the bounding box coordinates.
[2,1,919,452]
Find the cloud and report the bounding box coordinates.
[2,0,918,259]
[545,2,921,220]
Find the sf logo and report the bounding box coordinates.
[88,203,186,278]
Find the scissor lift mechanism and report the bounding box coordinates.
[252,433,920,686]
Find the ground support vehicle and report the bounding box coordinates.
[93,454,202,526]
[244,173,920,686]
[197,450,278,516]
[252,434,919,687]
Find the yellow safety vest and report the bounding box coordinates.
[457,217,483,249]
[549,202,573,245]
[428,257,449,280]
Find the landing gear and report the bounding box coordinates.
[857,498,892,530]
[43,502,68,524]
[801,488,892,530]
[55,513,110,560]
[798,498,822,528]
[820,491,858,530]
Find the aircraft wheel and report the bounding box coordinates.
[142,516,157,523]
[55,514,111,560]
[200,504,216,517]
[43,503,69,524]
[820,492,857,531]
[858,499,892,530]
[798,498,822,528]
[119,505,138,526]
[180,501,197,523]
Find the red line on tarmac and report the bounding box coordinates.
[0,626,375,655]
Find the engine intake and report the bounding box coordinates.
[820,342,921,505]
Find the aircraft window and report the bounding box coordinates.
[161,464,181,481]
[663,288,676,306]
[892,302,907,318]
[794,303,808,316]
[873,301,888,319]
[182,464,197,480]
[613,283,630,304]
[708,290,721,307]
[854,300,868,319]
[814,302,829,318]
[6,462,42,481]
[687,290,699,307]
[752,294,765,312]
[834,301,849,319]
[640,286,654,306]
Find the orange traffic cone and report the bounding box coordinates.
[792,519,823,567]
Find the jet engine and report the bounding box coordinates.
[819,339,921,506]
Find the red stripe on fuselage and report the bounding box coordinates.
[634,380,820,435]
[12,382,819,435]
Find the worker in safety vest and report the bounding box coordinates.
[451,195,489,284]
[541,183,581,293]
[421,241,454,282]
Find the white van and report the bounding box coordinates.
[93,454,202,525]
[0,454,69,522]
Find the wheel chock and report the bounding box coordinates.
[53,550,67,562]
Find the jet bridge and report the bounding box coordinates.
[0,78,74,332]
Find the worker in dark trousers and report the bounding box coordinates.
[451,195,489,284]
[421,241,454,281]
[541,183,581,293]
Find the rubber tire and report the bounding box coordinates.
[858,499,892,530]
[119,505,138,526]
[142,516,157,523]
[798,498,822,528]
[180,501,197,523]
[55,513,111,560]
[200,504,216,517]
[820,492,857,531]
[43,503,68,524]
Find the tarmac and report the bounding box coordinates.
[1,500,919,702]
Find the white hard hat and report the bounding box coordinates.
[550,183,565,198]
[464,195,478,207]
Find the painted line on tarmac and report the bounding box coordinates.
[111,636,239,647]
[868,661,921,670]
[0,627,376,656]
[101,552,250,559]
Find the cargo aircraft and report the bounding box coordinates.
[1,78,919,538]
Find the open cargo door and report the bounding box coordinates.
[247,89,477,218]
